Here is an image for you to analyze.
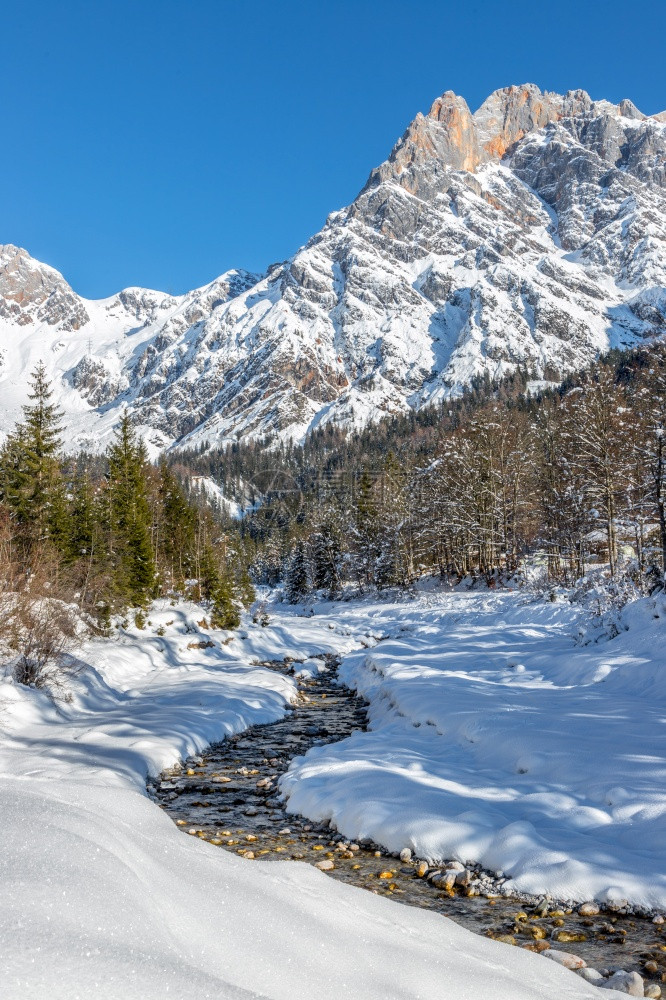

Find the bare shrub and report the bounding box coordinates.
[8,595,80,688]
[0,535,88,691]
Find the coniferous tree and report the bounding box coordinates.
[285,540,310,603]
[309,519,343,598]
[198,543,240,628]
[105,412,155,607]
[0,362,66,549]
[211,573,241,629]
[22,362,65,539]
[157,462,197,591]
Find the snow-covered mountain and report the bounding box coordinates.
[2,83,666,454]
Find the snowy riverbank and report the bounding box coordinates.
[282,588,666,912]
[0,594,652,998]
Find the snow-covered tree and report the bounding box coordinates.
[285,540,310,603]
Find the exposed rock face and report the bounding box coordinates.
[0,83,665,453]
[0,245,90,330]
[474,85,594,158]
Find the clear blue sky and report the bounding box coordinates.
[2,0,664,298]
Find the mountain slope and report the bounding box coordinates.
[1,83,665,453]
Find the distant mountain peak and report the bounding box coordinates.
[1,84,665,454]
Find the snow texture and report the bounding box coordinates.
[281,589,666,910]
[0,597,620,999]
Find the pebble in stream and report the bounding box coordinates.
[150,656,666,995]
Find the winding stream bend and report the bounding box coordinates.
[150,656,666,988]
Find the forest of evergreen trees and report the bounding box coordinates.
[178,344,666,602]
[0,364,253,683]
[2,341,666,678]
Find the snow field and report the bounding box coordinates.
[281,590,666,910]
[0,597,613,998]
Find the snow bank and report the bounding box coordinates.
[0,598,609,998]
[281,590,666,909]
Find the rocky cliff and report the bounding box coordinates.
[1,83,665,453]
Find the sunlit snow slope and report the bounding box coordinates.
[2,84,666,453]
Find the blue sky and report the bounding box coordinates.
[2,0,664,298]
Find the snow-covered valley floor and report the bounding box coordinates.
[1,589,663,998]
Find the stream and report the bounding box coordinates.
[150,655,666,990]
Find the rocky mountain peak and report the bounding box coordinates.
[364,84,596,198]
[364,84,665,201]
[618,97,646,120]
[472,84,594,158]
[0,84,665,455]
[0,243,90,330]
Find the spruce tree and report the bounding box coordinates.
[199,543,240,628]
[68,472,96,562]
[285,540,310,603]
[106,412,155,607]
[0,362,66,548]
[22,362,64,530]
[157,462,197,591]
[309,519,342,597]
[210,573,241,629]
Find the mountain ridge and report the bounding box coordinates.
[1,82,665,454]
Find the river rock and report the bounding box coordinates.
[315,859,335,871]
[455,868,471,887]
[551,930,587,944]
[599,970,643,995]
[542,949,587,970]
[576,968,604,984]
[430,872,458,892]
[644,986,662,999]
[399,848,412,863]
[578,902,600,916]
[416,861,429,877]
[606,898,629,912]
[445,861,465,872]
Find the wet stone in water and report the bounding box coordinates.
[152,655,666,986]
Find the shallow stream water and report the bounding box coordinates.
[150,656,666,989]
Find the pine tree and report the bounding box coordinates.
[157,462,197,591]
[211,573,241,629]
[198,543,240,628]
[22,362,64,535]
[106,412,155,607]
[68,471,96,562]
[0,362,66,548]
[309,519,342,597]
[0,426,31,527]
[285,540,310,603]
[236,565,256,607]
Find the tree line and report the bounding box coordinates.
[4,342,666,629]
[207,344,666,600]
[0,363,252,636]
